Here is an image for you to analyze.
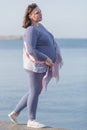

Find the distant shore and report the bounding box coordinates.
[0,35,86,40]
[0,35,23,40]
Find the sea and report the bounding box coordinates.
[0,39,87,130]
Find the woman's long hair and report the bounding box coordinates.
[22,3,37,28]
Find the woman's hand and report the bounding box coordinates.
[45,57,54,67]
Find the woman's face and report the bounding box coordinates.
[29,7,42,23]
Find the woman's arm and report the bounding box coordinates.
[25,26,48,62]
[24,26,54,66]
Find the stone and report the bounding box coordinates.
[0,121,68,130]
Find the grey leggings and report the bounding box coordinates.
[14,71,46,120]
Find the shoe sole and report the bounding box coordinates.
[8,114,17,124]
[27,126,45,128]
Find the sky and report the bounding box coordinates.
[0,0,87,38]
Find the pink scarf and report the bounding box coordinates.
[42,57,61,91]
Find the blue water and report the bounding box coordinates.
[0,39,87,130]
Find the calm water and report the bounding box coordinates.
[0,39,87,130]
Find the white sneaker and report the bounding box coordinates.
[27,120,45,128]
[8,111,18,124]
